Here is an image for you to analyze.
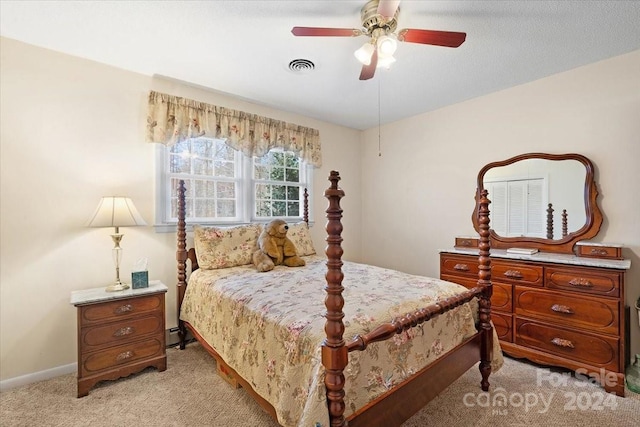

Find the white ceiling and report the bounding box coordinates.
[1,1,639,130]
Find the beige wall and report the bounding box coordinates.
[0,37,362,381]
[360,50,640,358]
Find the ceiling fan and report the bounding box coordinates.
[291,0,466,81]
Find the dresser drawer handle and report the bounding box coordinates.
[503,269,523,279]
[114,304,133,314]
[589,248,608,256]
[551,338,575,349]
[116,350,134,361]
[453,263,470,272]
[113,326,135,337]
[568,278,593,288]
[551,304,574,314]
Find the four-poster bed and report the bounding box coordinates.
[175,171,497,427]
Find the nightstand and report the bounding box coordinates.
[70,280,167,397]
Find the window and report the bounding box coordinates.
[156,137,311,228]
[485,178,546,238]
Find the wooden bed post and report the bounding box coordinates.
[304,187,309,224]
[323,171,348,427]
[477,189,493,391]
[177,179,188,349]
[546,203,554,240]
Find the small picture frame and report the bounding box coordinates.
[131,271,149,289]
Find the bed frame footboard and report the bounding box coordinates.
[322,172,493,427]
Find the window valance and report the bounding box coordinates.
[146,90,322,167]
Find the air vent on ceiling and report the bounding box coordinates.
[288,59,315,73]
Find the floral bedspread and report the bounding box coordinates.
[180,255,503,427]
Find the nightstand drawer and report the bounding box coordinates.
[80,294,163,324]
[81,337,164,376]
[80,314,164,350]
[545,266,621,297]
[514,288,619,335]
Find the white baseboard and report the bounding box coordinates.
[0,363,77,392]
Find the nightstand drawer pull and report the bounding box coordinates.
[116,350,134,361]
[114,304,133,314]
[568,278,593,288]
[113,326,135,337]
[453,263,470,272]
[503,270,523,279]
[551,338,575,349]
[551,304,574,314]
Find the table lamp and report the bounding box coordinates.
[87,196,147,292]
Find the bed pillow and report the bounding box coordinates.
[193,224,261,270]
[287,222,316,256]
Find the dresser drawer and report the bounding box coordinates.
[80,314,164,351]
[492,261,543,287]
[575,244,622,260]
[440,274,479,290]
[515,319,619,372]
[492,283,512,313]
[80,337,164,376]
[545,266,621,297]
[79,294,163,324]
[440,255,479,279]
[514,288,619,335]
[492,312,512,342]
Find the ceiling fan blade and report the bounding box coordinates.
[377,0,401,20]
[291,27,362,37]
[359,49,378,81]
[397,29,466,47]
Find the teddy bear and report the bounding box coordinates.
[253,219,306,272]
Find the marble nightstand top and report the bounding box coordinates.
[70,280,168,306]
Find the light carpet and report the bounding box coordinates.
[1,343,638,426]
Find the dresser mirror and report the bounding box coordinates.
[471,153,603,254]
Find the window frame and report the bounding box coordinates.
[154,141,313,232]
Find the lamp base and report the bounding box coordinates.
[105,282,130,292]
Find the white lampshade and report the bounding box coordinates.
[376,54,397,69]
[377,35,397,56]
[354,42,375,65]
[87,197,147,228]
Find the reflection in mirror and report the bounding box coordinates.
[472,153,603,254]
[483,159,586,239]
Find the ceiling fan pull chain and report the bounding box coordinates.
[378,78,382,157]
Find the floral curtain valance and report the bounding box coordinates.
[146,91,322,167]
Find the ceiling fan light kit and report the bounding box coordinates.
[354,42,376,65]
[291,0,466,80]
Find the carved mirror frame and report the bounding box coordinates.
[471,153,603,254]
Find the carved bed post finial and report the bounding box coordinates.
[323,171,348,427]
[546,203,554,239]
[177,180,188,349]
[477,189,493,392]
[304,188,309,224]
[562,209,568,238]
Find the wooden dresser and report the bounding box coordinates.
[440,248,630,396]
[71,281,167,397]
